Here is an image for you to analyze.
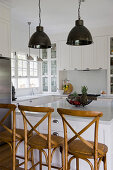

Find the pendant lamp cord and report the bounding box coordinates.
[78,0,81,20]
[39,0,41,26]
[28,22,31,56]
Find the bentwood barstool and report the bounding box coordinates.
[18,105,64,170]
[57,108,108,170]
[0,104,17,170]
[0,103,27,170]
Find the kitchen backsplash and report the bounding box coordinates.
[59,70,107,94]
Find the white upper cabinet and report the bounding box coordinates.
[58,41,70,70]
[81,44,94,70]
[70,46,82,70]
[57,36,108,71]
[93,36,108,69]
[0,4,11,57]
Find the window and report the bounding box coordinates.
[11,53,40,89]
[42,43,57,93]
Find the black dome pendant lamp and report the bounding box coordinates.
[66,0,93,46]
[28,0,51,49]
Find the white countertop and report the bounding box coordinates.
[13,94,68,102]
[16,98,113,124]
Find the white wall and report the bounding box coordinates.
[59,70,107,94]
[11,18,39,55]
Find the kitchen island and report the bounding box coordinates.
[15,97,113,170]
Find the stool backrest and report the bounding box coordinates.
[0,103,17,140]
[57,108,103,169]
[18,105,54,141]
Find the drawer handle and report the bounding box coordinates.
[53,132,59,136]
[29,100,32,102]
[53,119,59,124]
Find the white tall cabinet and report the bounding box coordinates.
[70,46,82,70]
[93,36,108,69]
[0,3,11,57]
[58,41,70,70]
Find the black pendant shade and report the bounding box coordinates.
[29,26,51,49]
[67,20,93,46]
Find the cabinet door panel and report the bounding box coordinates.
[82,44,94,70]
[70,46,82,70]
[94,36,108,69]
[0,20,10,57]
[58,41,70,70]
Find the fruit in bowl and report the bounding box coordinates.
[67,86,92,107]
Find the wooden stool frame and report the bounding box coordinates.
[57,108,107,170]
[0,103,17,170]
[18,105,55,170]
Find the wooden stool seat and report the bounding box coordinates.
[68,140,108,159]
[28,134,64,150]
[0,129,32,142]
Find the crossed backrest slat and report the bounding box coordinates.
[0,104,17,135]
[57,108,103,155]
[18,105,56,144]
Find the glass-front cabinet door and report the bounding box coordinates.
[42,43,57,93]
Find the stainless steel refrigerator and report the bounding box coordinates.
[0,57,11,132]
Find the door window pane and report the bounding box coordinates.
[30,62,33,68]
[18,60,22,68]
[51,44,56,58]
[42,49,47,59]
[18,69,22,77]
[42,77,48,91]
[23,61,27,68]
[51,77,57,92]
[30,69,34,76]
[11,68,15,77]
[42,61,48,75]
[11,59,15,68]
[51,60,57,75]
[23,69,27,76]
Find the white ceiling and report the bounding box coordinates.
[1,0,113,34]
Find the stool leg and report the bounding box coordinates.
[76,158,79,170]
[62,146,64,170]
[103,155,107,170]
[31,149,35,170]
[39,150,42,170]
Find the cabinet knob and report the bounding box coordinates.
[53,132,59,136]
[53,119,59,124]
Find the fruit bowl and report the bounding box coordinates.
[66,98,92,107]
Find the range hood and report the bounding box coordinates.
[75,68,102,71]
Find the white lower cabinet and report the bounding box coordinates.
[16,114,111,170]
